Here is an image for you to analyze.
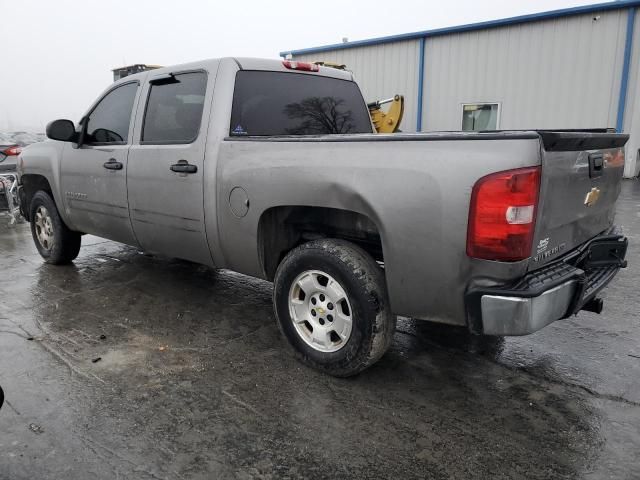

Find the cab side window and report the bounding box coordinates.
[142,72,207,144]
[85,82,138,144]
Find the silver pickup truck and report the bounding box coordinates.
[16,57,629,376]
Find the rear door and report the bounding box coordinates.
[127,70,214,266]
[530,131,628,267]
[61,81,140,244]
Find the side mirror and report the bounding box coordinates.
[46,119,78,142]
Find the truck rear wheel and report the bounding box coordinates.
[29,191,81,264]
[273,239,395,377]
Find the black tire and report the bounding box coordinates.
[29,190,81,264]
[273,239,396,377]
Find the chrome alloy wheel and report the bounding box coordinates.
[34,205,54,251]
[288,270,353,353]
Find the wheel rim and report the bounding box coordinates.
[34,205,55,251]
[288,270,353,353]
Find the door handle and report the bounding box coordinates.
[170,162,197,174]
[103,159,123,170]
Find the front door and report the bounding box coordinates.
[60,81,140,245]
[127,70,213,266]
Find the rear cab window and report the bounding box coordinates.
[229,71,373,136]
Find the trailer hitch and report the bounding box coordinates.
[581,297,604,314]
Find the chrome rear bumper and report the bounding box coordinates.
[466,230,627,336]
[480,280,576,335]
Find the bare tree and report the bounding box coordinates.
[284,97,355,134]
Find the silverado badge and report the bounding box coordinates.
[584,187,601,207]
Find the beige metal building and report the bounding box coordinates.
[282,1,640,177]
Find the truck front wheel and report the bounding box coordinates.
[29,191,81,264]
[273,239,396,377]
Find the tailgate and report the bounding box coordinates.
[530,131,628,268]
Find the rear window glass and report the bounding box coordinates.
[229,71,373,136]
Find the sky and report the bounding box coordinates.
[1,0,596,131]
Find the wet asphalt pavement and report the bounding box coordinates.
[0,180,639,480]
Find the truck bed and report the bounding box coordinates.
[215,129,626,325]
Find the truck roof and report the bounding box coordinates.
[113,57,354,85]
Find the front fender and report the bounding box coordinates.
[19,140,76,229]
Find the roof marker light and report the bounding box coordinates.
[282,60,320,72]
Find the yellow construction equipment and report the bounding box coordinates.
[367,95,404,133]
[312,61,347,70]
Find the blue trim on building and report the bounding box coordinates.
[616,8,636,133]
[280,0,640,57]
[416,37,426,131]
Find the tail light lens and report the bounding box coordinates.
[605,148,625,168]
[282,60,320,72]
[467,166,541,261]
[2,146,21,156]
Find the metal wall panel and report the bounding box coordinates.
[623,9,640,176]
[293,40,421,131]
[422,10,629,132]
[290,7,638,175]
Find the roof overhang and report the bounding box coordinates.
[280,0,640,57]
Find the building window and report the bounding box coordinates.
[462,103,500,131]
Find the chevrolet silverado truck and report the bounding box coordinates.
[16,57,629,376]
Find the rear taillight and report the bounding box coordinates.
[2,146,21,156]
[605,148,625,168]
[282,60,320,72]
[467,166,541,262]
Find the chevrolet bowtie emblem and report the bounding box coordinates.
[584,187,601,207]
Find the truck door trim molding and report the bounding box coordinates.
[223,132,540,143]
